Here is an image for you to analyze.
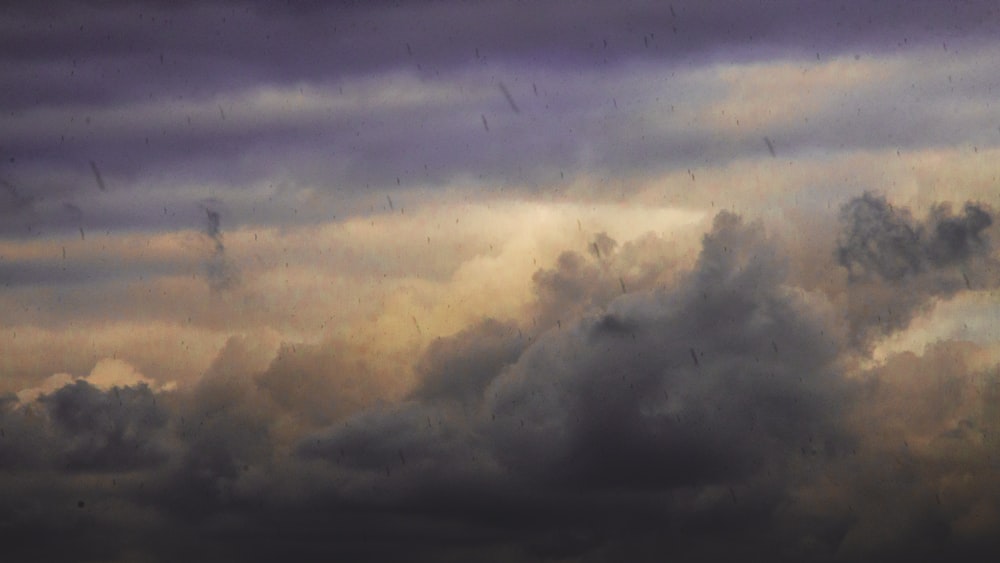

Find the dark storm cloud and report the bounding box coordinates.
[410,318,526,405]
[7,210,830,560]
[5,0,1000,556]
[283,210,856,560]
[837,192,993,281]
[154,378,274,521]
[4,198,1000,561]
[925,202,994,266]
[39,380,170,472]
[482,212,851,491]
[298,401,472,477]
[279,202,1000,561]
[0,393,50,470]
[835,192,997,343]
[1,380,170,473]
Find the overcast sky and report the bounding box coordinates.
[3,1,1000,561]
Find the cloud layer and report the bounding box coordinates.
[3,193,999,561]
[3,1,1000,561]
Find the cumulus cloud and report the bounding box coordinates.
[40,379,169,472]
[410,318,526,406]
[800,339,1000,562]
[3,0,1000,558]
[836,192,993,282]
[3,194,1000,561]
[480,212,850,490]
[274,210,857,559]
[1,376,170,476]
[273,202,998,561]
[835,192,997,345]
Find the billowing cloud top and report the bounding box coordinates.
[3,1,1000,562]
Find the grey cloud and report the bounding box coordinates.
[277,202,1000,560]
[837,193,928,281]
[410,318,526,405]
[282,210,856,560]
[1,381,170,474]
[151,346,277,521]
[483,212,850,491]
[298,401,474,479]
[5,197,1000,561]
[0,165,152,239]
[39,379,170,472]
[2,1,999,243]
[925,202,993,267]
[531,230,696,333]
[835,192,997,344]
[837,194,994,281]
[202,205,238,293]
[0,393,50,470]
[532,251,611,329]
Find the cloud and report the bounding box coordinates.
[4,0,1000,558]
[270,201,1000,560]
[835,192,997,345]
[202,204,239,293]
[801,339,1000,562]
[256,338,390,427]
[39,379,170,472]
[410,318,526,405]
[1,373,170,476]
[5,6,999,246]
[279,209,857,559]
[1,196,1000,560]
[15,357,169,404]
[481,212,851,490]
[0,393,51,470]
[836,192,993,282]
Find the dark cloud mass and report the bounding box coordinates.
[410,318,526,405]
[1,381,169,473]
[4,0,1000,561]
[837,192,993,282]
[5,197,999,561]
[41,380,169,472]
[836,193,998,344]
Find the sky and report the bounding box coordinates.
[2,0,1000,561]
